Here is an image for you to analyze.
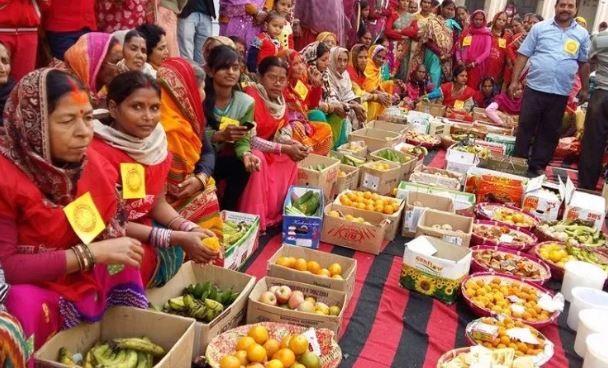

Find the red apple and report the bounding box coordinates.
[274,285,292,304]
[288,290,305,310]
[259,291,277,306]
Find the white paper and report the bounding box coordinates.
[407,206,425,231]
[538,292,565,313]
[407,237,438,256]
[506,327,539,345]
[499,234,514,243]
[443,235,464,246]
[302,328,322,356]
[362,173,380,191]
[510,304,525,315]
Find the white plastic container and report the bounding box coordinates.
[568,287,608,331]
[562,261,607,302]
[575,309,608,357]
[583,333,608,368]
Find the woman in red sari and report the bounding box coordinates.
[455,10,491,89]
[92,71,218,288]
[440,64,478,112]
[240,57,307,231]
[503,15,526,90]
[486,11,509,86]
[0,69,146,351]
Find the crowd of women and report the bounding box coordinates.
[0,0,597,365]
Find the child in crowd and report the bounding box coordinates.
[476,76,499,108]
[247,11,286,72]
[273,0,295,49]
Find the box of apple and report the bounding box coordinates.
[247,277,347,334]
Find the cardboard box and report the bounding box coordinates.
[336,164,360,196]
[334,190,405,240]
[267,244,357,302]
[379,106,408,124]
[406,110,432,133]
[473,121,515,136]
[449,122,487,140]
[465,167,527,205]
[522,180,562,222]
[35,307,196,368]
[400,236,472,304]
[283,186,324,249]
[368,148,418,181]
[478,154,528,176]
[410,166,464,190]
[366,120,410,135]
[247,277,347,334]
[329,150,366,167]
[485,133,516,156]
[428,118,448,136]
[297,153,340,202]
[445,144,480,175]
[472,139,506,157]
[416,209,474,247]
[359,160,402,196]
[415,101,446,117]
[403,191,455,237]
[396,181,476,216]
[337,141,368,160]
[560,177,606,230]
[221,211,260,271]
[349,127,402,152]
[321,204,389,254]
[393,142,426,167]
[146,262,256,359]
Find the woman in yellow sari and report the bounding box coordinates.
[363,45,395,121]
[157,57,223,242]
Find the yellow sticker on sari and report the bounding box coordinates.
[462,36,472,47]
[564,38,579,55]
[219,116,240,131]
[454,100,465,110]
[120,163,146,199]
[294,80,309,101]
[498,38,506,48]
[63,192,106,244]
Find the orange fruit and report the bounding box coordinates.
[272,348,295,367]
[332,274,344,280]
[328,263,342,276]
[266,359,284,368]
[276,256,291,267]
[294,258,308,271]
[234,350,248,365]
[383,205,395,215]
[306,260,321,274]
[280,335,292,349]
[363,191,372,199]
[285,256,297,268]
[366,204,375,212]
[248,325,269,344]
[219,355,241,368]
[263,338,281,357]
[288,335,309,355]
[356,203,366,210]
[247,344,267,363]
[340,196,351,206]
[236,336,256,351]
[318,268,331,277]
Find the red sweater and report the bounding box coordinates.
[0,0,47,28]
[42,0,96,32]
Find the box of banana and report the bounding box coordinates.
[146,262,256,360]
[221,211,260,271]
[35,306,196,368]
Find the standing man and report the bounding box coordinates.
[42,0,97,60]
[509,0,590,176]
[578,30,608,189]
[178,0,216,64]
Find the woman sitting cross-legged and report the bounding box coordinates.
[92,71,219,288]
[240,56,308,231]
[0,69,147,350]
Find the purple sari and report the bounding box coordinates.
[219,0,265,48]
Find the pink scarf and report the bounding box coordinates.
[494,92,522,115]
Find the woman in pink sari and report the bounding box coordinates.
[240,57,308,231]
[455,10,491,89]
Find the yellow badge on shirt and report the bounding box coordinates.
[564,38,579,55]
[64,192,106,244]
[219,116,240,131]
[454,100,465,110]
[294,80,309,101]
[498,38,507,48]
[120,163,146,199]
[462,36,472,47]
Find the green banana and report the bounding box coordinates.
[116,349,139,368]
[167,296,186,312]
[136,352,154,368]
[112,338,165,357]
[83,349,95,368]
[183,294,195,310]
[92,344,116,367]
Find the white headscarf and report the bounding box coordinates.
[328,47,358,103]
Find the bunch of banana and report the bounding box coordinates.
[182,281,240,307]
[224,220,252,246]
[58,337,164,368]
[163,294,225,323]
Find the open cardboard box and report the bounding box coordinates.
[267,244,357,302]
[349,127,402,152]
[359,160,402,196]
[146,262,255,359]
[410,165,464,190]
[35,307,196,368]
[321,203,389,254]
[365,120,410,135]
[400,236,472,304]
[428,118,448,136]
[559,176,606,230]
[283,186,324,249]
[407,110,433,134]
[445,144,480,175]
[247,276,347,334]
[337,141,368,160]
[403,191,455,238]
[221,211,260,271]
[396,181,476,217]
[336,164,360,195]
[416,209,473,247]
[368,148,418,182]
[415,101,446,117]
[522,177,562,222]
[297,153,340,203]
